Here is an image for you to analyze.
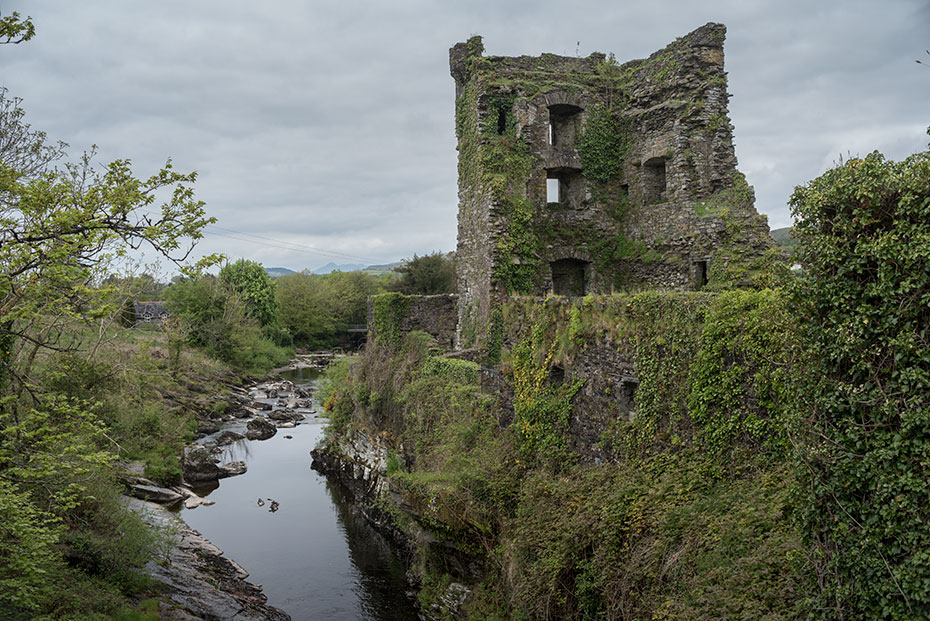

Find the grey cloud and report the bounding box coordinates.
[3,0,928,270]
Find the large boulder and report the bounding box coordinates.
[246,417,276,440]
[183,444,247,482]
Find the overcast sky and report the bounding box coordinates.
[3,1,928,273]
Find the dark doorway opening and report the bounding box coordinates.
[496,106,507,135]
[692,260,708,290]
[551,259,588,296]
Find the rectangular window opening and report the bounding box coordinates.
[547,177,560,203]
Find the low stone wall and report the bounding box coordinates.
[368,293,459,351]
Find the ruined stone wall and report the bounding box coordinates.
[450,23,774,346]
[367,293,459,351]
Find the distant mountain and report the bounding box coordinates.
[362,261,403,275]
[313,262,366,275]
[265,266,297,278]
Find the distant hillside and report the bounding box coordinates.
[265,266,297,278]
[313,262,366,275]
[770,227,797,250]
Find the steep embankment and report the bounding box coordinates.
[312,290,808,619]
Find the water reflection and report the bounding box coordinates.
[325,480,416,620]
[180,367,419,620]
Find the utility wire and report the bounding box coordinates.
[201,225,385,265]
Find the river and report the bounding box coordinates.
[179,367,420,620]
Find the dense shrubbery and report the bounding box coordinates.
[165,271,291,372]
[791,149,930,618]
[275,270,390,349]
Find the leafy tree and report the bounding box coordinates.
[0,11,34,45]
[219,258,278,327]
[164,274,290,371]
[790,149,930,618]
[275,270,389,349]
[0,81,214,613]
[391,251,456,295]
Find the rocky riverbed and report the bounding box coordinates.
[127,496,290,620]
[118,376,319,620]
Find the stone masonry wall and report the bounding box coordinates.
[450,23,774,347]
[367,293,459,351]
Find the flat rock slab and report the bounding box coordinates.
[127,497,290,620]
[131,484,185,505]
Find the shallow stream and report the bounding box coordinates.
[180,367,419,620]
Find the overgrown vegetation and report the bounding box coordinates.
[0,38,245,616]
[321,289,808,619]
[790,149,930,618]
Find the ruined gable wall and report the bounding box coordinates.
[450,24,774,347]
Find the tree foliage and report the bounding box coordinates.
[790,149,930,618]
[0,81,214,613]
[391,252,456,295]
[0,11,34,45]
[219,258,278,327]
[275,270,388,349]
[164,274,290,371]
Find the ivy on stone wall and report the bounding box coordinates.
[790,149,930,618]
[371,292,410,346]
[577,104,629,186]
[511,320,582,468]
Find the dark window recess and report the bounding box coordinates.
[497,106,507,135]
[549,365,566,384]
[551,258,588,296]
[621,379,638,420]
[643,157,667,203]
[692,260,708,290]
[548,103,583,146]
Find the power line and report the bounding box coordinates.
[138,209,388,266]
[201,225,384,265]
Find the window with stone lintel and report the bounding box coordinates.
[548,103,583,147]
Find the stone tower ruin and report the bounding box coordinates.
[450,23,773,350]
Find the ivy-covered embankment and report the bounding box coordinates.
[314,288,807,619]
[316,147,930,620]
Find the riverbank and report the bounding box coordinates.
[128,497,290,620]
[121,374,314,618]
[149,363,420,619]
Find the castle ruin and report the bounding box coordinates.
[450,23,773,350]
